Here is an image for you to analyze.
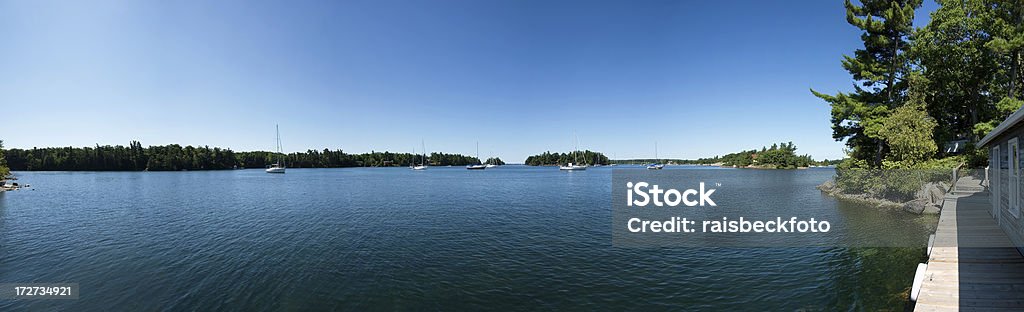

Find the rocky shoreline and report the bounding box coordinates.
[817,180,949,214]
[1,179,29,191]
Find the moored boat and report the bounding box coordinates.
[266,125,286,174]
[647,142,663,170]
[467,142,487,170]
[413,140,428,170]
[559,163,587,170]
[560,132,587,171]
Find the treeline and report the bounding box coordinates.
[815,0,1024,169]
[685,142,817,169]
[3,141,482,171]
[524,150,608,166]
[273,150,482,168]
[0,140,10,179]
[484,157,505,165]
[609,159,687,165]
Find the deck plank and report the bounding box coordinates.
[914,176,1024,311]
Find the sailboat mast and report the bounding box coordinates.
[573,132,579,164]
[275,124,284,166]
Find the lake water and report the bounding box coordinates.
[0,166,934,310]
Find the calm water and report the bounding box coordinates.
[0,166,933,310]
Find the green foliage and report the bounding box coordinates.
[914,155,967,169]
[812,0,922,167]
[817,0,1024,169]
[878,73,937,167]
[974,97,1024,138]
[841,0,920,95]
[524,150,608,166]
[3,142,480,171]
[833,157,957,202]
[984,0,1024,99]
[427,152,479,166]
[686,142,816,169]
[484,157,505,165]
[5,141,151,171]
[0,140,10,179]
[964,144,989,168]
[610,159,688,165]
[914,0,999,145]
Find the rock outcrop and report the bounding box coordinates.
[820,180,950,214]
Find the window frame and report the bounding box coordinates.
[1010,138,1020,218]
[994,145,1001,220]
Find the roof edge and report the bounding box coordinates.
[979,105,1024,147]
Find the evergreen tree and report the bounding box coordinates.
[915,0,1000,143]
[485,157,505,165]
[0,140,9,180]
[986,0,1024,99]
[812,0,922,167]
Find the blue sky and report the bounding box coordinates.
[0,0,939,162]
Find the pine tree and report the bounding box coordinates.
[986,0,1024,99]
[812,0,922,167]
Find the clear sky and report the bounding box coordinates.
[0,0,939,162]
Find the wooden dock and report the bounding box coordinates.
[915,176,1024,311]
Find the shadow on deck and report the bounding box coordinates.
[915,177,1024,311]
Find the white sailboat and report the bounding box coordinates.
[467,142,487,170]
[647,142,664,170]
[266,125,286,174]
[560,133,587,171]
[413,139,428,170]
[485,151,498,168]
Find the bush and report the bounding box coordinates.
[833,158,958,202]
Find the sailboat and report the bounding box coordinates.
[467,142,487,170]
[485,151,498,168]
[647,142,664,170]
[412,139,428,170]
[560,133,587,171]
[266,125,286,173]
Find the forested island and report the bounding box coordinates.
[1,141,484,171]
[524,151,609,166]
[605,142,839,169]
[685,142,821,169]
[484,157,505,166]
[608,159,687,165]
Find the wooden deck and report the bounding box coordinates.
[915,177,1024,311]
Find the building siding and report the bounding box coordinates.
[985,122,1024,250]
